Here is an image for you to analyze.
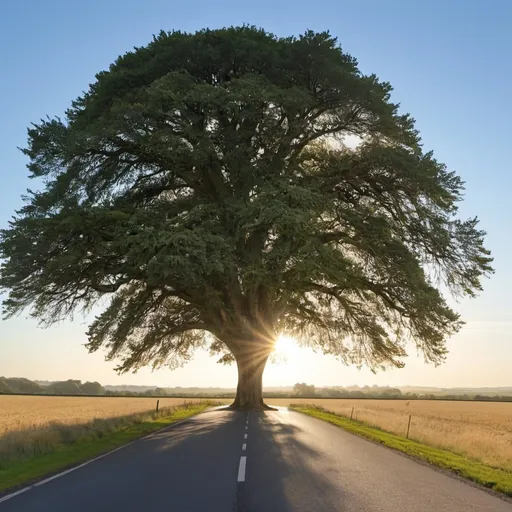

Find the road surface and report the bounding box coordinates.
[0,407,510,511]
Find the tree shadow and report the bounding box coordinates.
[126,407,343,511]
[241,409,345,512]
[0,408,248,512]
[0,404,215,463]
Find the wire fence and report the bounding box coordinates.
[313,402,512,472]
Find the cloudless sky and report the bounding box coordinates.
[1,0,511,389]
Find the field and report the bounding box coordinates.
[0,395,214,435]
[0,397,215,493]
[271,398,512,471]
[2,395,511,473]
[0,395,220,479]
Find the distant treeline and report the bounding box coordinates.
[0,377,104,396]
[1,377,512,401]
[290,383,512,401]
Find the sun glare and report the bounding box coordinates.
[273,335,299,360]
[266,334,307,383]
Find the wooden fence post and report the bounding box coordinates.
[350,407,354,422]
[156,399,160,414]
[406,414,412,439]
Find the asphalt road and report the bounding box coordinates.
[1,407,510,511]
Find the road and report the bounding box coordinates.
[0,407,510,511]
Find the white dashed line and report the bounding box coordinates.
[244,433,248,439]
[242,443,247,451]
[237,456,247,482]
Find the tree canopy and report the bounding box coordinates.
[0,26,493,407]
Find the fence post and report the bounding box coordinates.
[156,399,160,414]
[350,407,354,423]
[406,414,412,439]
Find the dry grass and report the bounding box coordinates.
[0,400,215,492]
[292,406,512,497]
[0,396,206,435]
[0,396,215,464]
[3,395,510,472]
[271,398,512,472]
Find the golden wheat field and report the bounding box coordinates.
[271,398,512,471]
[1,395,511,471]
[0,396,209,435]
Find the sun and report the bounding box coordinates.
[273,334,299,360]
[266,334,305,383]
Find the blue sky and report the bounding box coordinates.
[0,0,511,388]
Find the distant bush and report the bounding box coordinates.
[0,379,12,393]
[0,378,42,394]
[293,383,316,397]
[80,381,104,395]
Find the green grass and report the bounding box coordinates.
[0,402,213,493]
[291,405,512,497]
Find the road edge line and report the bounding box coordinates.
[289,406,512,504]
[0,409,212,505]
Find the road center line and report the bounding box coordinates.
[242,443,247,451]
[237,456,247,482]
[244,433,248,439]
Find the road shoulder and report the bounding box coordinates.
[0,403,211,498]
[291,405,512,500]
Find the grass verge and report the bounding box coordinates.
[291,405,512,497]
[0,402,214,493]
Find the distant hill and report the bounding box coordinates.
[397,385,512,396]
[104,385,155,393]
[103,385,295,393]
[1,376,511,400]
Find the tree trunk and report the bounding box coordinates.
[230,349,271,409]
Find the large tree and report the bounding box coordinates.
[0,27,492,408]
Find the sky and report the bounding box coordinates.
[0,0,511,389]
